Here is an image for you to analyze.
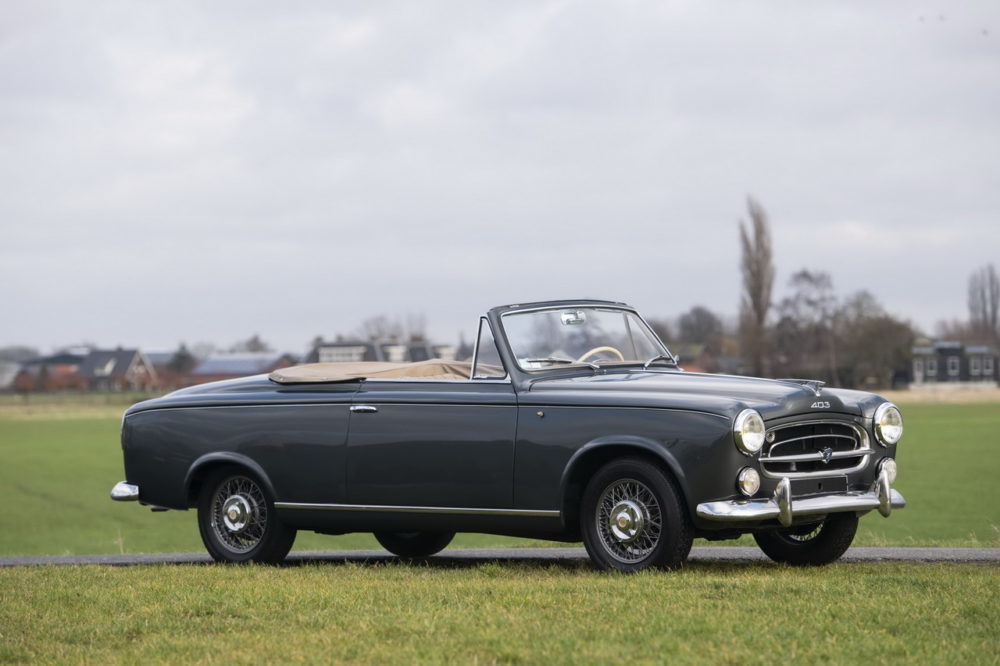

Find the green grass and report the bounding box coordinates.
[0,403,997,556]
[1,561,997,663]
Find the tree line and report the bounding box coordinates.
[736,198,997,388]
[3,201,994,391]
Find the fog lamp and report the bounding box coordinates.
[874,403,903,445]
[733,409,766,454]
[880,458,897,484]
[737,467,761,497]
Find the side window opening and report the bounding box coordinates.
[472,318,506,379]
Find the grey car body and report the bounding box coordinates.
[112,299,905,570]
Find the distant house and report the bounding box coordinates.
[306,341,381,364]
[305,340,457,364]
[188,352,297,385]
[144,351,189,389]
[911,340,998,387]
[14,352,88,392]
[0,361,21,391]
[78,349,159,391]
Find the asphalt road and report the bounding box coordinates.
[1,547,997,568]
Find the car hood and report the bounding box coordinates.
[521,370,885,422]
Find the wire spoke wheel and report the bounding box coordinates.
[581,458,691,572]
[783,522,823,543]
[753,513,859,566]
[595,478,662,564]
[209,476,268,554]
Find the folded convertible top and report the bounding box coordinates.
[269,358,476,383]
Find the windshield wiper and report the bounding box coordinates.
[642,353,677,370]
[523,357,599,370]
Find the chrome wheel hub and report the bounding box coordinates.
[222,495,253,533]
[595,478,663,563]
[210,476,268,554]
[609,500,645,542]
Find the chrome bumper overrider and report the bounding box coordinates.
[110,481,139,501]
[696,470,905,527]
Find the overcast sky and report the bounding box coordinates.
[2,1,998,355]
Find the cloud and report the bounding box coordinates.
[1,1,998,351]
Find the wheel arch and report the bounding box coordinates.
[559,436,689,531]
[184,452,276,507]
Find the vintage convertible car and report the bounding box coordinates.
[111,299,905,571]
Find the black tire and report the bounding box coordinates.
[197,467,296,564]
[580,457,692,572]
[374,531,455,558]
[753,513,858,566]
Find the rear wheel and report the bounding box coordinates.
[197,468,296,563]
[374,531,455,558]
[753,513,858,566]
[580,458,692,572]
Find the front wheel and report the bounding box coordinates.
[581,458,692,572]
[753,513,858,566]
[374,531,455,558]
[197,468,296,563]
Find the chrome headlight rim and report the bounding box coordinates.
[733,408,766,455]
[874,402,903,446]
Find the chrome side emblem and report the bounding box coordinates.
[820,447,834,464]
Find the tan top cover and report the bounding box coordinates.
[269,359,476,383]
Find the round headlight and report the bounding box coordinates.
[874,403,903,446]
[879,458,898,484]
[733,409,766,454]
[737,467,760,496]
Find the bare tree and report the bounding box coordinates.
[231,334,272,353]
[934,318,975,342]
[190,342,216,360]
[646,318,673,345]
[405,313,428,342]
[167,343,198,373]
[0,346,40,363]
[678,306,724,346]
[358,315,404,342]
[838,291,914,388]
[968,263,1000,341]
[739,197,775,376]
[776,270,838,381]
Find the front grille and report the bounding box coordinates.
[759,420,871,479]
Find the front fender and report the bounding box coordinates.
[184,452,277,503]
[559,434,689,500]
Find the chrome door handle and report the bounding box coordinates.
[350,405,378,413]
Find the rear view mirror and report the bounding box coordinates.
[561,311,586,325]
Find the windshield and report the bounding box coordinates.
[502,307,670,371]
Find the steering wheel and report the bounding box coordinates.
[576,346,625,363]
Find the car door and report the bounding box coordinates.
[345,379,517,509]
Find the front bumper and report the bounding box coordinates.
[110,481,139,501]
[696,469,905,527]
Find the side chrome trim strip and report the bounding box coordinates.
[274,502,560,518]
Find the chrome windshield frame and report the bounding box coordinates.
[498,304,674,374]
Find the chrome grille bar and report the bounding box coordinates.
[760,420,871,480]
[759,449,867,464]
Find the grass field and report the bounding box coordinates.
[1,561,997,663]
[1,395,998,665]
[0,398,997,556]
